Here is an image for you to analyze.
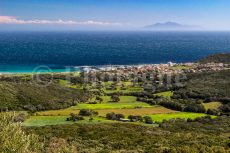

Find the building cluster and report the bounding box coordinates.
[81,62,230,76]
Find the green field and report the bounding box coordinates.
[37,106,177,116]
[102,81,143,93]
[59,79,83,89]
[149,112,216,122]
[60,80,143,93]
[104,86,143,94]
[23,116,73,126]
[203,102,222,110]
[23,116,114,126]
[76,102,151,109]
[154,91,173,99]
[95,96,139,103]
[37,96,153,116]
[17,89,221,127]
[37,102,152,116]
[24,112,215,127]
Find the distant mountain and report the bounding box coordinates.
[144,22,203,31]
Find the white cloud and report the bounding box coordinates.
[0,16,122,26]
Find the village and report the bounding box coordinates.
[80,61,230,76]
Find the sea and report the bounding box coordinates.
[0,31,230,73]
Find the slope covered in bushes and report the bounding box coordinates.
[173,70,230,99]
[199,53,230,63]
[0,81,87,112]
[27,116,230,153]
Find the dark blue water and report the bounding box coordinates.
[0,31,230,73]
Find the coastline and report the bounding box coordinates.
[0,62,183,74]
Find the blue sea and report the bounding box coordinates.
[0,31,230,73]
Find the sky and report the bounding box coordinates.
[0,0,230,31]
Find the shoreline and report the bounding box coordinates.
[0,62,188,74]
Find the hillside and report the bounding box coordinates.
[27,116,230,152]
[199,53,230,64]
[173,70,230,99]
[0,80,87,112]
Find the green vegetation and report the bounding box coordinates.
[37,95,153,116]
[199,53,230,64]
[37,106,176,116]
[173,70,230,99]
[27,116,230,153]
[154,91,173,99]
[1,53,230,152]
[203,102,222,110]
[149,112,215,122]
[104,86,143,94]
[23,116,72,126]
[59,79,83,89]
[0,81,88,112]
[0,113,43,153]
[23,116,114,126]
[172,70,230,115]
[76,102,151,109]
[94,96,138,103]
[0,113,77,152]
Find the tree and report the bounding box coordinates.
[13,113,27,122]
[184,104,206,113]
[96,96,103,103]
[68,113,84,121]
[111,95,120,102]
[144,116,154,124]
[0,113,43,153]
[106,112,124,120]
[106,112,117,120]
[79,109,98,116]
[128,115,143,122]
[207,109,220,115]
[45,137,77,153]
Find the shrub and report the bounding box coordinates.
[106,112,125,120]
[13,113,27,122]
[207,109,220,115]
[160,101,183,111]
[144,116,154,124]
[128,115,143,122]
[111,95,120,102]
[184,104,206,113]
[79,109,98,116]
[0,113,43,153]
[68,113,84,121]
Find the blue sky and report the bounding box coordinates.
[0,0,230,30]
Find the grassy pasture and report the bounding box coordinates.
[36,96,153,116]
[203,102,222,110]
[25,112,215,126]
[95,107,177,116]
[37,106,177,116]
[23,116,113,127]
[37,102,152,116]
[59,79,83,89]
[76,102,151,109]
[96,96,138,103]
[23,116,72,126]
[154,91,173,99]
[149,112,216,122]
[103,81,143,93]
[104,87,143,94]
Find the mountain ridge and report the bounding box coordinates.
[144,21,203,31]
